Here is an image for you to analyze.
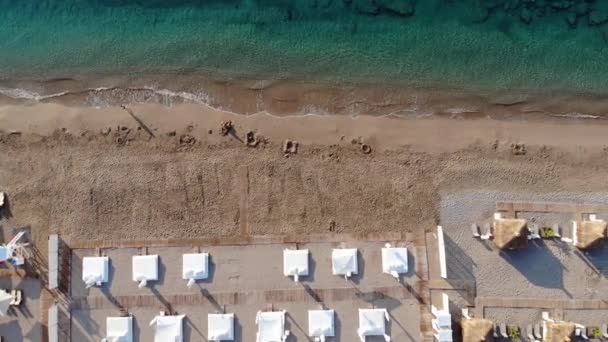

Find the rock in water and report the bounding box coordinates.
[376,0,415,17]
[353,0,379,15]
[574,2,588,16]
[520,8,533,24]
[589,2,608,26]
[566,11,577,27]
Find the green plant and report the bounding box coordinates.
[591,327,601,338]
[541,227,555,238]
[508,325,521,340]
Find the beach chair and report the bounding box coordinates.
[500,323,508,338]
[579,325,589,339]
[471,224,480,238]
[528,223,540,240]
[541,311,553,322]
[9,290,22,306]
[534,323,543,339]
[601,323,608,338]
[480,223,492,240]
[461,308,471,320]
[526,325,534,341]
[552,224,561,237]
[493,324,499,338]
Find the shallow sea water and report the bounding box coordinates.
[1,0,608,108]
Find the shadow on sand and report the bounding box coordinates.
[499,239,571,296]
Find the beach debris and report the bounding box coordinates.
[8,130,21,136]
[283,139,298,155]
[166,130,176,137]
[329,220,336,232]
[220,120,233,136]
[511,143,526,155]
[115,136,126,146]
[350,136,372,154]
[245,131,260,147]
[118,126,131,135]
[179,134,196,147]
[491,140,499,150]
[101,127,111,136]
[0,192,5,209]
[208,129,213,135]
[112,125,133,146]
[361,144,372,154]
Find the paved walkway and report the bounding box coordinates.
[71,284,420,310]
[476,297,608,311]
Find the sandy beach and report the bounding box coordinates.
[2,102,608,341]
[3,102,608,252]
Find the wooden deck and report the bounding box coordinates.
[476,296,608,311]
[68,231,416,249]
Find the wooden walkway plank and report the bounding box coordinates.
[68,232,409,249]
[496,201,608,215]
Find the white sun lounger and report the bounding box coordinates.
[499,323,508,338]
[480,223,492,240]
[534,323,542,339]
[461,308,471,320]
[527,223,540,240]
[552,224,561,237]
[471,224,480,238]
[526,325,534,341]
[576,324,588,339]
[601,323,608,338]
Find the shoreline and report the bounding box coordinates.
[2,102,608,155]
[1,77,608,120]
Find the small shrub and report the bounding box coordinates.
[508,325,521,340]
[541,227,555,238]
[591,327,601,338]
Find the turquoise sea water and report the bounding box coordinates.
[1,0,608,95]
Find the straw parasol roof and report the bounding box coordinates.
[462,318,494,342]
[543,321,575,342]
[575,220,607,250]
[493,218,528,250]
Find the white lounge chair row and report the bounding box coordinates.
[103,308,391,342]
[82,244,410,288]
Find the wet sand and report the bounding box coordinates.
[2,77,608,119]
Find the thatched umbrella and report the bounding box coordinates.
[543,321,575,342]
[493,218,528,250]
[462,318,494,342]
[575,220,607,250]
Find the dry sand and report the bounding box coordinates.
[3,102,608,256]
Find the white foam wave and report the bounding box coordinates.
[551,112,601,119]
[149,88,211,105]
[0,87,68,101]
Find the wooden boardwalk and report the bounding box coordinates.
[496,201,608,220]
[476,297,608,311]
[68,231,416,249]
